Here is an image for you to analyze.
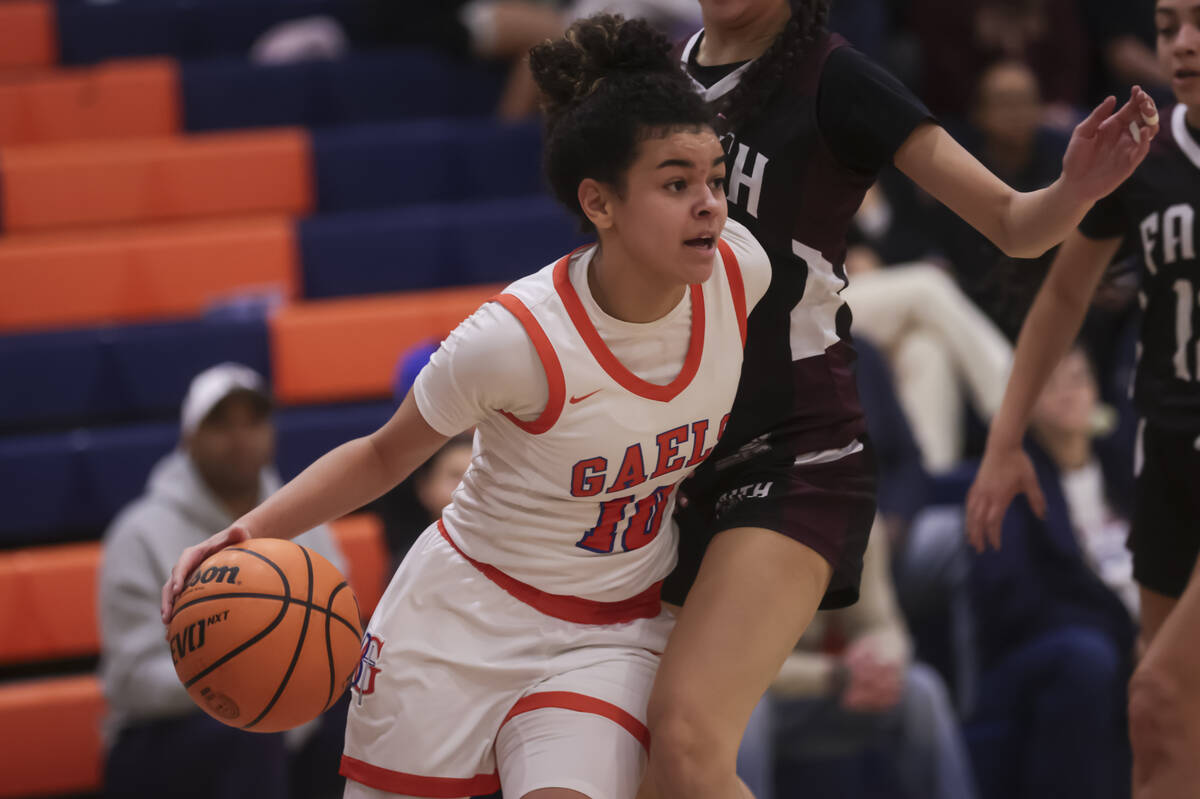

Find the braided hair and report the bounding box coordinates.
[530,14,714,231]
[718,0,831,134]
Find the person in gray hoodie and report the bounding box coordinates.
[98,363,349,799]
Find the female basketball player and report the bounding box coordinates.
[968,1,1200,795]
[163,15,771,799]
[640,2,1160,797]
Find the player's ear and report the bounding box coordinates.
[578,179,615,231]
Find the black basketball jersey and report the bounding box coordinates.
[1080,104,1200,431]
[679,31,931,461]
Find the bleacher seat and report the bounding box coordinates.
[0,59,180,147]
[0,216,297,332]
[310,119,544,213]
[0,128,312,232]
[182,50,505,132]
[0,0,56,69]
[54,0,364,65]
[0,313,271,433]
[269,284,499,404]
[0,402,391,546]
[300,196,584,298]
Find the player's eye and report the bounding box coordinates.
[710,176,727,191]
[666,180,687,192]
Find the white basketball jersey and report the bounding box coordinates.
[439,238,752,604]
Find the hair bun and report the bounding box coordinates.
[530,14,674,119]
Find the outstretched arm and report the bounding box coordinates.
[965,230,1124,551]
[895,87,1156,258]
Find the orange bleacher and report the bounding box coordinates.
[0,515,387,798]
[0,128,313,232]
[270,283,501,404]
[0,0,56,70]
[0,215,299,331]
[0,59,180,147]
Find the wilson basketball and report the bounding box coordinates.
[167,538,363,732]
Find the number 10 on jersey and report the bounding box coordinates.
[577,485,676,554]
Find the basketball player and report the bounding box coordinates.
[969,2,1200,795]
[639,2,1160,797]
[162,15,771,799]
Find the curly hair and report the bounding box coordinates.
[718,0,831,134]
[530,14,714,231]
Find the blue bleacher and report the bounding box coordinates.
[311,120,545,213]
[299,196,587,298]
[0,315,270,434]
[0,401,393,546]
[182,51,506,132]
[55,0,368,64]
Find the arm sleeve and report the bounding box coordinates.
[98,523,198,719]
[720,218,772,310]
[816,46,937,174]
[1078,187,1129,242]
[412,300,549,436]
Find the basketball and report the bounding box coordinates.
[167,538,363,733]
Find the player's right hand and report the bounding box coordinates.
[966,444,1046,553]
[161,524,251,624]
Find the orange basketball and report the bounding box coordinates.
[167,538,363,733]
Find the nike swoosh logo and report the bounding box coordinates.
[570,389,602,404]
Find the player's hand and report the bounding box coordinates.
[1061,86,1158,204]
[839,638,904,713]
[966,443,1045,553]
[161,524,251,624]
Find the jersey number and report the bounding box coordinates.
[1173,279,1200,381]
[576,485,675,554]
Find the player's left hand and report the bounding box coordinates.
[1061,86,1158,204]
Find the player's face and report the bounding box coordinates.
[698,0,790,30]
[607,128,728,287]
[187,393,275,498]
[1031,349,1098,438]
[1157,0,1200,106]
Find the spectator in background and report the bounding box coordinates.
[98,364,348,799]
[930,60,1071,337]
[1083,0,1170,105]
[911,0,1087,122]
[370,341,474,571]
[738,523,979,799]
[841,220,1013,473]
[968,346,1135,799]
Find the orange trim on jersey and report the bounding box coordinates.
[500,691,651,753]
[490,293,565,434]
[718,239,747,346]
[552,252,705,403]
[437,520,663,625]
[339,755,499,797]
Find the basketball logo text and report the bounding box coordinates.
[169,611,227,664]
[352,633,385,706]
[185,564,241,589]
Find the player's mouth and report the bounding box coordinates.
[684,235,716,252]
[1175,68,1200,81]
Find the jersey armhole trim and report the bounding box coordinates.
[718,238,747,346]
[490,293,565,434]
[500,691,651,753]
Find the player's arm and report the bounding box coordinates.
[894,88,1155,258]
[162,396,450,621]
[965,230,1124,551]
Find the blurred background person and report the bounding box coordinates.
[98,364,349,799]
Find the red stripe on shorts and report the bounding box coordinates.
[500,691,651,753]
[437,519,663,625]
[339,755,500,797]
